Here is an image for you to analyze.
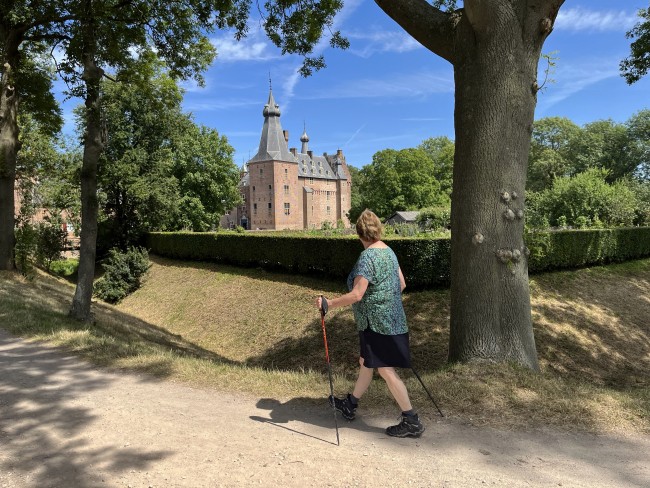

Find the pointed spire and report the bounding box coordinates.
[300,122,309,154]
[249,88,295,164]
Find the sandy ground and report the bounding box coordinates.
[0,328,648,488]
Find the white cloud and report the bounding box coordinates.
[347,30,422,58]
[213,38,274,62]
[554,8,638,32]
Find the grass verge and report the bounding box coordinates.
[0,256,648,434]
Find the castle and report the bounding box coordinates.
[226,90,352,230]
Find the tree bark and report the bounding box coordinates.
[0,34,22,270]
[376,0,563,369]
[70,13,103,322]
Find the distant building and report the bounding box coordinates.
[385,211,420,225]
[227,90,352,230]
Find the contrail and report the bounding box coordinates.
[342,123,366,148]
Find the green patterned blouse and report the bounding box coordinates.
[347,247,408,335]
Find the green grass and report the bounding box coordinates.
[0,256,648,434]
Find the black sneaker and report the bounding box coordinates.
[385,414,425,438]
[329,394,357,421]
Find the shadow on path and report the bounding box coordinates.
[0,330,172,487]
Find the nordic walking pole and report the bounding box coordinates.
[320,295,340,446]
[411,367,444,417]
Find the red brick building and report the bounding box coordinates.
[228,90,352,230]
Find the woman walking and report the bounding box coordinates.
[315,209,424,438]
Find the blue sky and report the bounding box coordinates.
[58,1,650,170]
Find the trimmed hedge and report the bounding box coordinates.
[147,227,650,288]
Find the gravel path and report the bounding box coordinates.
[0,328,648,488]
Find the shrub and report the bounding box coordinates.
[14,223,38,277]
[417,206,451,230]
[35,222,67,270]
[94,247,151,303]
[527,169,638,228]
[148,227,650,288]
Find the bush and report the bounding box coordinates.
[417,206,451,230]
[94,247,151,303]
[14,221,66,276]
[148,227,650,288]
[527,169,638,228]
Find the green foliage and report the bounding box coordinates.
[49,258,79,277]
[621,6,650,84]
[147,232,450,288]
[170,121,242,232]
[353,147,446,219]
[148,227,650,288]
[14,220,66,275]
[417,206,451,231]
[417,136,454,199]
[526,169,638,229]
[93,247,151,304]
[14,223,38,277]
[626,179,650,226]
[35,221,67,270]
[263,0,347,76]
[526,228,650,272]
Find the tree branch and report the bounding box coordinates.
[374,0,457,64]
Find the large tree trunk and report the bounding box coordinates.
[448,4,546,369]
[375,0,562,370]
[70,17,103,321]
[0,36,21,270]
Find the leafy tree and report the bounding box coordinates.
[355,147,444,219]
[527,117,581,191]
[621,5,650,84]
[170,121,241,231]
[96,55,185,251]
[375,0,572,369]
[417,136,454,199]
[626,109,650,180]
[568,119,636,182]
[0,17,62,269]
[527,168,638,229]
[347,165,366,222]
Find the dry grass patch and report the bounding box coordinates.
[1,256,648,435]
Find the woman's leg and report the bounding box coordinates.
[352,356,373,399]
[377,367,413,412]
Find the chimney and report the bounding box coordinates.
[290,148,297,156]
[283,130,289,143]
[307,150,313,158]
[337,149,343,157]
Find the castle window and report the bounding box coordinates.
[319,169,322,174]
[284,168,288,176]
[253,186,255,191]
[326,170,329,176]
[284,185,289,195]
[309,177,314,184]
[253,203,257,215]
[327,206,331,215]
[269,184,272,190]
[326,191,330,201]
[284,203,290,215]
[260,168,263,175]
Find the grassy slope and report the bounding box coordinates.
[0,256,648,434]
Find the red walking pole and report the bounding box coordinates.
[320,295,340,446]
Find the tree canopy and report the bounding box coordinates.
[621,5,650,84]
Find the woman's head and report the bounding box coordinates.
[356,209,383,242]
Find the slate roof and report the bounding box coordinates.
[386,211,420,223]
[248,90,296,164]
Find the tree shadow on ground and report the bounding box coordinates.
[250,397,385,446]
[0,270,236,377]
[0,331,173,487]
[531,267,650,388]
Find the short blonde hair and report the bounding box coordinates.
[356,209,383,241]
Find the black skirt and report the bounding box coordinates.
[359,328,411,368]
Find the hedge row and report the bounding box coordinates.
[147,227,650,288]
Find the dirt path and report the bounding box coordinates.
[0,329,648,488]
